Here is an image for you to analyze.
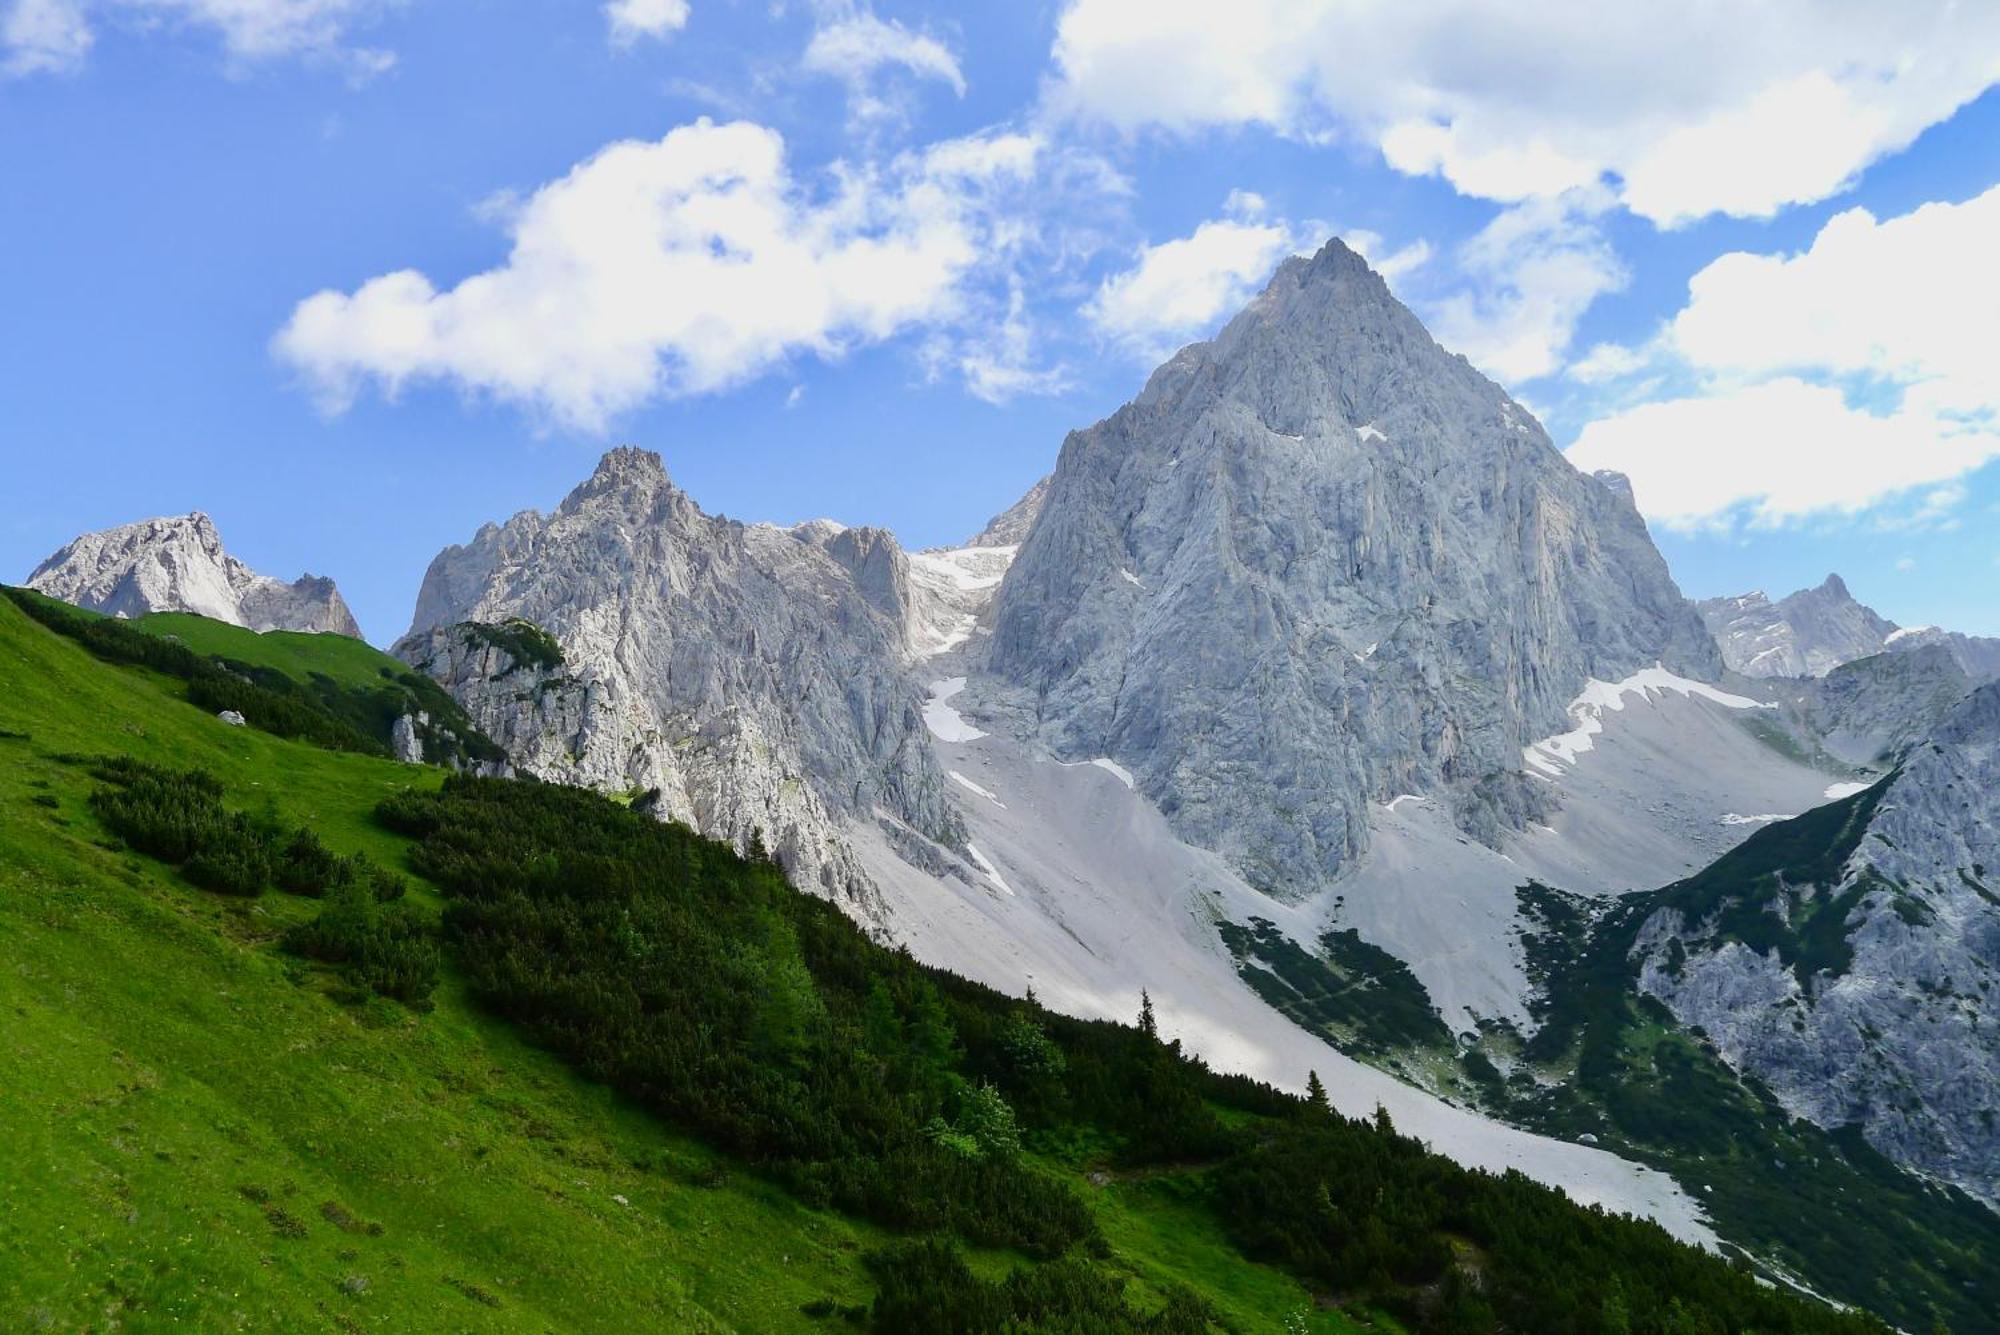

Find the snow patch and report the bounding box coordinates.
[1721,812,1791,826]
[1823,781,1870,800]
[1118,568,1143,587]
[923,678,986,743]
[949,771,1007,809]
[1524,667,1768,776]
[1384,794,1426,812]
[1356,423,1386,443]
[1090,757,1135,788]
[1883,626,1934,645]
[965,843,1014,895]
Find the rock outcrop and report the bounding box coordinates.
[397,448,959,906]
[26,512,362,637]
[1770,643,1975,767]
[1700,575,2000,681]
[965,476,1049,548]
[1634,682,2000,1204]
[982,238,1719,894]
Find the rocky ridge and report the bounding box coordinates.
[1701,575,2000,681]
[26,512,362,637]
[1633,681,2000,1204]
[396,448,960,906]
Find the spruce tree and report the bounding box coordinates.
[1138,988,1158,1038]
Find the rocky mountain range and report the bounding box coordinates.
[1701,574,2000,681]
[21,238,1997,1267]
[26,511,361,637]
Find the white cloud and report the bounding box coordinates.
[1084,211,1293,353]
[605,0,687,47]
[1048,0,2000,225]
[1567,378,2000,530]
[5,0,396,74]
[1426,191,1626,384]
[275,120,1044,430]
[1567,341,1648,386]
[3,0,89,73]
[1670,186,2000,423]
[1567,184,2000,528]
[1340,229,1430,283]
[800,4,963,128]
[803,10,962,94]
[954,281,1070,403]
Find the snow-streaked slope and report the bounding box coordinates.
[1333,671,1850,1030]
[856,715,1718,1245]
[906,545,1017,659]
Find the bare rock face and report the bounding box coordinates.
[1698,576,1897,678]
[397,449,959,907]
[1700,575,2000,682]
[26,512,362,638]
[984,238,1718,895]
[1635,682,2000,1204]
[1772,643,1975,767]
[966,475,1049,548]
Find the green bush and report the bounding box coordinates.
[282,881,439,1006]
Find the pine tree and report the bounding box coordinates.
[1306,1069,1330,1113]
[1138,988,1158,1038]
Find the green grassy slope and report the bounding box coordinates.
[0,595,1355,1333]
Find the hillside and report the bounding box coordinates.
[0,590,1892,1332]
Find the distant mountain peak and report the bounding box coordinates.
[1700,574,2000,681]
[25,512,362,639]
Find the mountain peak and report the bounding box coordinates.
[591,446,668,484]
[25,512,361,638]
[1812,573,1852,600]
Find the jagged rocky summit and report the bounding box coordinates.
[1700,574,2000,681]
[396,448,960,906]
[981,237,1719,895]
[26,512,362,637]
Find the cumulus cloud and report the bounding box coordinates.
[5,0,396,74]
[1426,190,1626,384]
[1048,0,2000,225]
[605,0,687,47]
[1669,187,2000,422]
[275,120,1047,430]
[1566,185,2000,528]
[1084,203,1294,354]
[1568,379,1999,529]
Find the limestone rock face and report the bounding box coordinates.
[1700,575,2000,681]
[983,239,1718,894]
[26,512,362,638]
[1636,681,2000,1204]
[398,449,959,906]
[966,476,1049,548]
[1772,644,1975,767]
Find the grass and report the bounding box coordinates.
[129,611,422,696]
[0,595,1368,1331]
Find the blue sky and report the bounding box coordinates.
[3,0,1997,642]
